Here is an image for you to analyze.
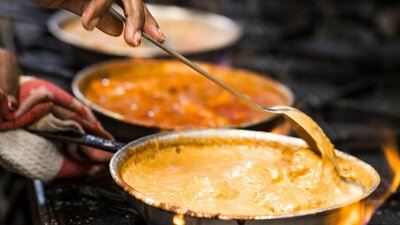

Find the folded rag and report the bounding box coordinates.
[0,76,113,181]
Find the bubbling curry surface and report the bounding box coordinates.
[121,142,363,216]
[83,61,290,129]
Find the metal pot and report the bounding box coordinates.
[35,129,380,225]
[71,59,294,142]
[109,129,380,225]
[47,4,243,65]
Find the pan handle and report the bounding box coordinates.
[31,131,126,153]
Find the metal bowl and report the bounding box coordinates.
[109,129,380,225]
[72,59,294,142]
[47,5,242,64]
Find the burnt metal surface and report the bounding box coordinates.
[31,171,144,225]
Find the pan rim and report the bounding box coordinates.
[109,129,381,221]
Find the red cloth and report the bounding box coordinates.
[0,77,113,180]
[0,77,110,137]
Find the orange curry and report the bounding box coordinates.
[83,60,291,129]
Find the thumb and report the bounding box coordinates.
[7,96,18,112]
[0,49,20,110]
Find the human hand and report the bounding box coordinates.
[0,48,114,181]
[0,49,20,111]
[31,0,165,47]
[0,76,114,181]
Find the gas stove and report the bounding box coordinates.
[1,0,400,225]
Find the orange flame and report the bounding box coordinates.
[337,203,365,225]
[382,134,400,194]
[337,128,400,225]
[364,130,400,222]
[173,214,185,225]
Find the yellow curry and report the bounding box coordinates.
[121,142,363,216]
[83,61,291,129]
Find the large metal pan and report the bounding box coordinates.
[72,59,294,142]
[47,5,243,65]
[35,129,380,225]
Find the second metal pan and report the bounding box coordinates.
[72,59,294,142]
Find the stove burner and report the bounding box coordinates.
[39,173,144,225]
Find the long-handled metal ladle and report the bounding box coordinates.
[110,8,364,191]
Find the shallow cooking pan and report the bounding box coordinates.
[47,4,242,65]
[72,59,294,142]
[36,129,380,225]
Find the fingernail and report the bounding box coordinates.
[87,17,100,31]
[133,31,142,47]
[157,28,166,41]
[7,96,18,111]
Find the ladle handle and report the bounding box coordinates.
[31,131,125,153]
